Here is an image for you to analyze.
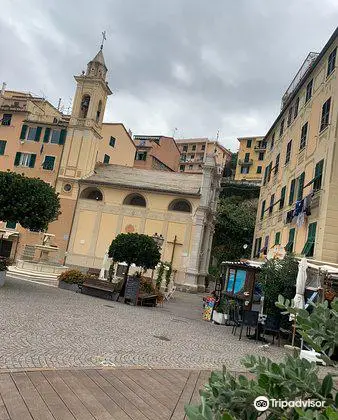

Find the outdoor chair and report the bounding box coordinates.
[234,310,259,341]
[262,315,281,346]
[231,303,242,333]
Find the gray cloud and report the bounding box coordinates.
[1,0,337,150]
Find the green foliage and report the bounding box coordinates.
[277,296,338,366]
[0,257,10,271]
[165,262,172,287]
[140,277,156,294]
[185,298,338,420]
[259,254,297,318]
[0,171,60,231]
[108,233,161,270]
[58,270,85,284]
[212,196,257,263]
[156,262,165,289]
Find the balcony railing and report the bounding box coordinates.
[254,142,267,151]
[238,158,253,166]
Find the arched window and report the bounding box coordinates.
[123,193,146,207]
[168,199,192,213]
[80,187,103,201]
[80,94,90,119]
[96,100,102,123]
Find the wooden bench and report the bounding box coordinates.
[79,278,120,301]
[137,294,158,307]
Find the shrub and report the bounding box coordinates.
[58,270,85,285]
[185,298,338,419]
[0,257,10,272]
[140,277,156,294]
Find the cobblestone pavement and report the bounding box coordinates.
[0,276,285,370]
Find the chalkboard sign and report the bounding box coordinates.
[124,276,140,305]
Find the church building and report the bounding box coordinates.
[0,45,221,291]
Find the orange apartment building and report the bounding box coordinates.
[133,135,180,171]
[175,137,231,174]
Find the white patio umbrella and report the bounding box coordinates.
[99,250,109,280]
[290,257,308,346]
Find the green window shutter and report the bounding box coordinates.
[0,140,6,155]
[59,129,67,145]
[29,154,36,168]
[309,222,317,240]
[6,221,16,229]
[285,228,295,252]
[43,156,55,170]
[34,126,42,142]
[261,200,266,219]
[289,228,295,243]
[19,124,28,140]
[289,179,295,205]
[14,152,21,166]
[297,172,305,200]
[43,127,51,143]
[280,186,286,208]
[275,232,281,245]
[302,222,317,256]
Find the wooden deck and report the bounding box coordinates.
[0,368,211,420]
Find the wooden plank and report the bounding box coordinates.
[0,394,10,420]
[0,373,33,420]
[43,371,95,420]
[111,370,172,419]
[10,372,55,420]
[85,369,150,420]
[170,371,200,420]
[124,370,178,411]
[70,370,134,420]
[145,370,181,395]
[155,370,189,388]
[96,369,166,420]
[27,371,76,420]
[56,370,118,420]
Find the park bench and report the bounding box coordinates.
[137,293,158,307]
[79,278,120,301]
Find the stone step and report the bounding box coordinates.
[8,266,59,279]
[6,271,58,287]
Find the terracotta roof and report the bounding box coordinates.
[81,164,202,196]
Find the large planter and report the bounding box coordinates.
[212,310,226,325]
[0,271,6,287]
[58,280,80,292]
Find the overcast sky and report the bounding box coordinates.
[1,0,337,151]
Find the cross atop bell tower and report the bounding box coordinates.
[86,32,108,81]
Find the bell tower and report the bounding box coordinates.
[50,41,112,262]
[59,45,112,182]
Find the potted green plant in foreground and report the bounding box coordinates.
[0,257,9,287]
[185,297,338,419]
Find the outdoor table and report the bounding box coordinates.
[246,314,268,342]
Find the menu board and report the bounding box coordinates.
[124,276,140,305]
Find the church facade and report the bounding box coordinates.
[0,46,221,291]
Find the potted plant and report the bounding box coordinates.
[58,269,85,292]
[212,295,229,325]
[0,257,9,287]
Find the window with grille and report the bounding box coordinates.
[305,79,313,103]
[279,119,285,138]
[1,114,12,126]
[285,140,292,164]
[320,98,331,132]
[42,155,55,170]
[327,47,337,77]
[300,122,308,150]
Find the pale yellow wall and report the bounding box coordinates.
[100,124,136,167]
[253,37,338,262]
[66,185,200,278]
[234,136,265,182]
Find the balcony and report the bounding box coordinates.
[238,158,253,166]
[254,142,267,151]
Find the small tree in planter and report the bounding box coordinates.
[0,257,10,287]
[108,233,161,296]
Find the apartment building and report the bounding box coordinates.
[175,138,231,174]
[253,27,338,263]
[234,136,266,183]
[133,135,180,171]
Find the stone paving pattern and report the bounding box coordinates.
[0,277,285,370]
